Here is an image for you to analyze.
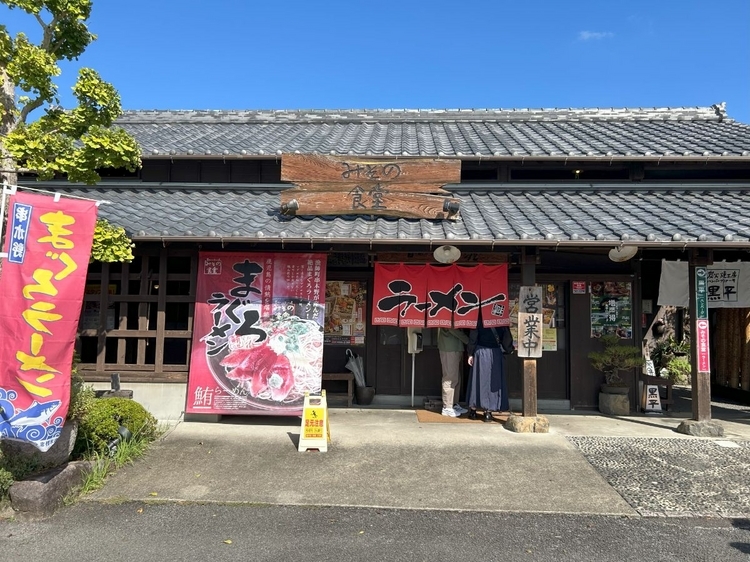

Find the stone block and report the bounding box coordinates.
[0,421,78,471]
[598,392,630,416]
[9,460,93,519]
[95,389,134,399]
[505,414,549,433]
[675,419,724,437]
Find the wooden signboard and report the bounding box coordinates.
[280,154,461,220]
[519,286,543,314]
[518,312,543,358]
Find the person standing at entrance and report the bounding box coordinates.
[466,325,514,421]
[437,328,470,417]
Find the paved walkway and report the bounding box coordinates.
[86,398,750,517]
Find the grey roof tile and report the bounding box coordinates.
[116,105,750,159]
[44,182,750,247]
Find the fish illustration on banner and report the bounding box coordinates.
[187,252,327,416]
[0,191,98,452]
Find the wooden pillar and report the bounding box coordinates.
[521,247,537,417]
[689,250,711,421]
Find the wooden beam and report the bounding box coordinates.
[80,370,187,384]
[378,252,508,264]
[281,191,460,220]
[137,256,150,366]
[281,154,461,184]
[154,249,168,372]
[689,250,712,421]
[117,262,129,365]
[523,360,538,417]
[285,181,449,195]
[520,247,538,417]
[96,264,109,372]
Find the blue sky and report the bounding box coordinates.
[3,0,750,122]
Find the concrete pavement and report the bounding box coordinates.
[84,402,750,517]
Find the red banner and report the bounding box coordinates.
[373,263,508,328]
[426,265,454,328]
[480,264,510,327]
[399,265,428,327]
[453,265,482,328]
[187,252,327,415]
[0,192,97,452]
[372,263,402,326]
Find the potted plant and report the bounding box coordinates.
[588,334,644,415]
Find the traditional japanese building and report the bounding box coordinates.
[27,104,750,420]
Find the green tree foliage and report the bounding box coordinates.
[91,217,134,262]
[0,0,141,186]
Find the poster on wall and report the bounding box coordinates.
[0,191,98,452]
[509,284,558,351]
[325,281,366,345]
[590,281,632,339]
[187,252,327,416]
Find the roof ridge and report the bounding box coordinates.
[116,105,730,125]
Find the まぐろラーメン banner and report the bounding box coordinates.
[0,192,98,452]
[187,252,327,415]
[372,263,508,328]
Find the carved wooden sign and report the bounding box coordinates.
[280,154,461,220]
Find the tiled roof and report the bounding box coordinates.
[51,182,750,247]
[116,104,750,160]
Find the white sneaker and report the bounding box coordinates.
[453,404,468,415]
[441,407,458,417]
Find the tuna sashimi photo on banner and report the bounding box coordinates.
[0,191,98,452]
[187,252,327,415]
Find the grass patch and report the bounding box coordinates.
[75,425,158,499]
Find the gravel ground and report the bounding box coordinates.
[567,437,750,517]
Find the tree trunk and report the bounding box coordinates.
[1,67,18,187]
[1,67,18,278]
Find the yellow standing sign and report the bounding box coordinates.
[298,390,330,452]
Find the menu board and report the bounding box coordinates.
[325,281,367,345]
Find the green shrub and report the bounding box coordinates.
[666,356,691,385]
[0,468,14,497]
[74,398,158,457]
[68,372,96,421]
[651,336,690,371]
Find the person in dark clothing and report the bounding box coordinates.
[466,325,514,421]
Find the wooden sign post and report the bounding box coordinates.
[519,285,543,417]
[298,390,330,453]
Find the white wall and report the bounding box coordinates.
[90,382,186,422]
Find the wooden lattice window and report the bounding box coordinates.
[76,247,197,383]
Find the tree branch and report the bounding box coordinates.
[0,167,33,174]
[19,96,45,124]
[37,14,59,53]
